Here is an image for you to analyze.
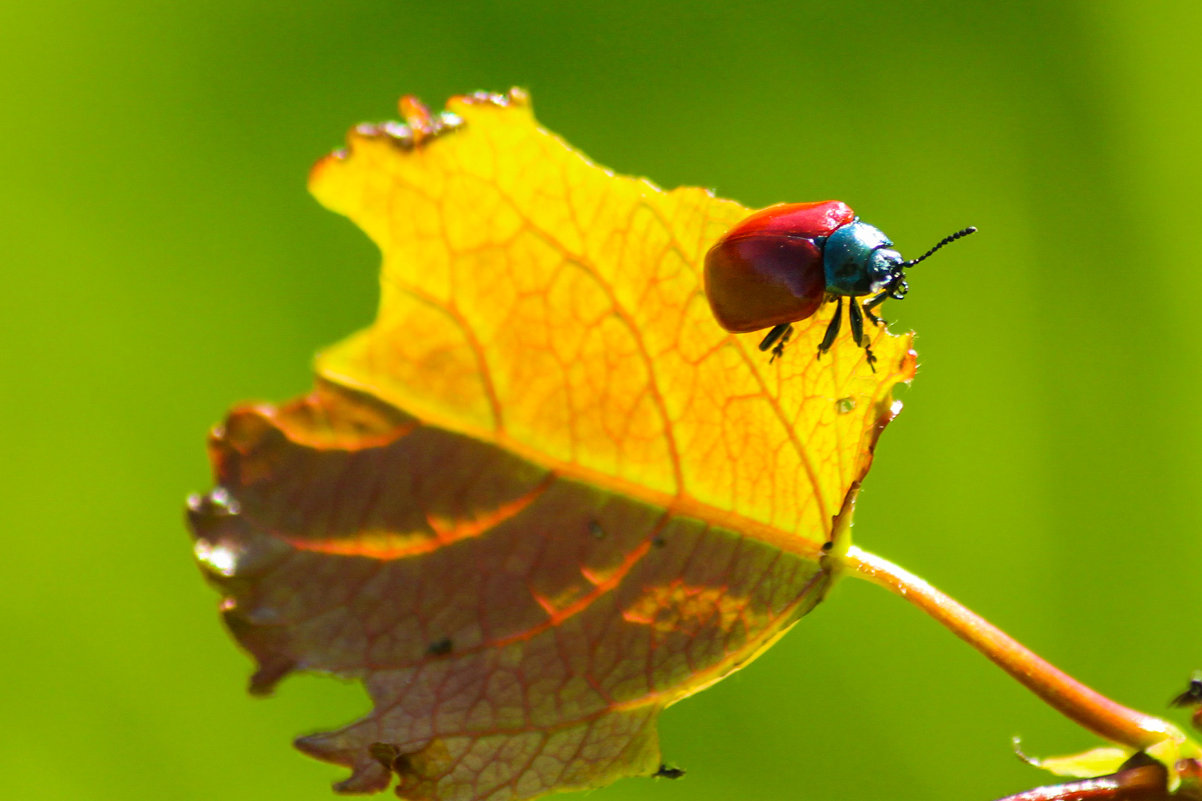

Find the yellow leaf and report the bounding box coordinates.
[188,89,916,801]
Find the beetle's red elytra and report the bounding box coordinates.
[704,201,854,334]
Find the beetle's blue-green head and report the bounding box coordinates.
[822,220,978,301]
[821,220,904,297]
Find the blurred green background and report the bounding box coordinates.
[4,1,1200,799]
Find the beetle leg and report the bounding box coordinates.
[759,323,793,363]
[758,323,788,352]
[770,325,793,363]
[862,291,890,325]
[849,300,878,373]
[863,291,889,310]
[817,297,843,358]
[848,297,865,346]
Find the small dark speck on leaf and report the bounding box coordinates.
[427,637,453,657]
[652,536,667,548]
[369,742,402,770]
[589,520,606,540]
[369,742,415,782]
[654,764,685,779]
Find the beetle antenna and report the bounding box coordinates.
[902,226,977,268]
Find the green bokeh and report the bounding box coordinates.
[4,1,1199,799]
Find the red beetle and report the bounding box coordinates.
[704,200,975,369]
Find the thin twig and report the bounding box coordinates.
[845,546,1182,751]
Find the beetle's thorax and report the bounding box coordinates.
[822,220,903,297]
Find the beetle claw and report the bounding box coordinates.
[864,344,878,373]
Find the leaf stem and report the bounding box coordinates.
[845,546,1181,751]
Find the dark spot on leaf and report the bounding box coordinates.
[589,520,606,540]
[821,541,833,553]
[652,536,667,548]
[369,742,417,789]
[653,764,685,779]
[370,742,402,770]
[427,637,453,657]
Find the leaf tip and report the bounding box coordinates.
[295,731,390,793]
